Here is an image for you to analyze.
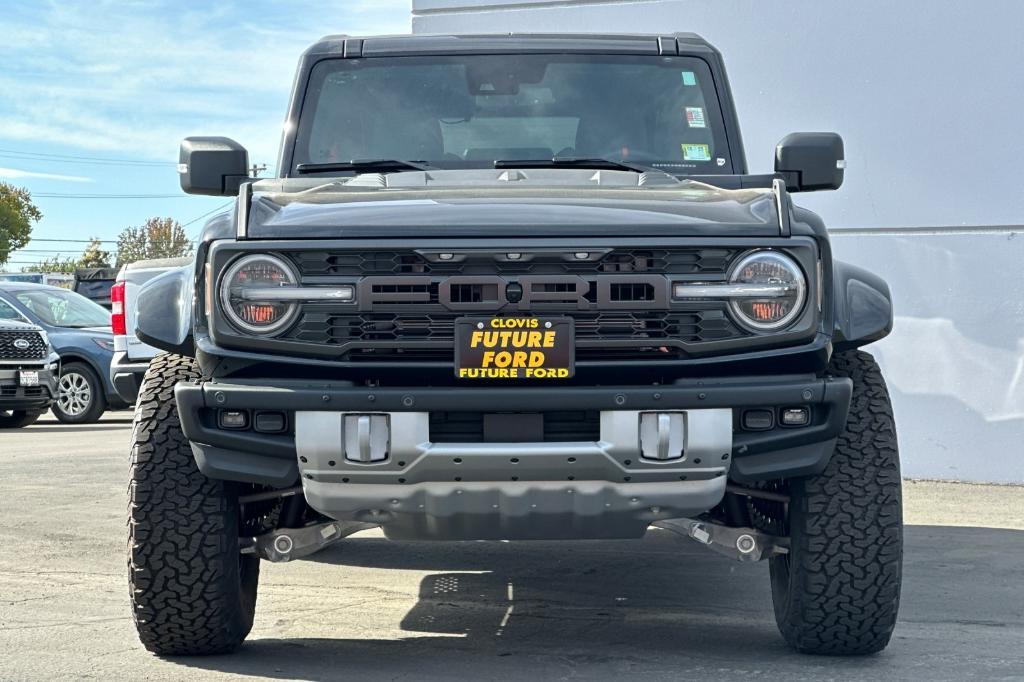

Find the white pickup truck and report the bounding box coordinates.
[109,257,191,404]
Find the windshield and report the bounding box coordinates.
[14,288,110,328]
[292,54,733,175]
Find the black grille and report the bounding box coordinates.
[288,310,742,349]
[0,331,47,360]
[430,411,600,442]
[290,248,738,277]
[0,385,45,398]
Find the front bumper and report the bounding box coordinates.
[176,375,852,539]
[0,357,59,411]
[109,350,150,404]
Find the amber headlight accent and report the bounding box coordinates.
[726,251,806,331]
[219,254,301,335]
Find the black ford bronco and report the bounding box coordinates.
[129,33,901,656]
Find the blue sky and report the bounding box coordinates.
[1,0,410,269]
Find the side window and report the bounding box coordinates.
[0,297,25,321]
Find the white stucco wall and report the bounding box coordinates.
[410,0,1024,483]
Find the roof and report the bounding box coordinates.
[0,281,69,293]
[304,32,715,58]
[122,257,191,272]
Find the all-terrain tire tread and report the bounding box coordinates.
[127,352,256,656]
[774,350,903,655]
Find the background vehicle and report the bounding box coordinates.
[0,316,60,429]
[72,267,119,310]
[0,272,74,287]
[0,282,127,423]
[109,257,191,404]
[129,33,899,657]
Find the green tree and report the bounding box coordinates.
[116,217,193,266]
[0,183,43,267]
[21,255,78,275]
[78,237,112,268]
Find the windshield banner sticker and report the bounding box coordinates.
[685,107,706,128]
[681,144,711,161]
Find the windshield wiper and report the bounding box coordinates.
[295,159,434,174]
[493,157,663,174]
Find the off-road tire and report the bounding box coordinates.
[52,361,106,424]
[0,409,44,428]
[128,353,259,655]
[770,350,902,655]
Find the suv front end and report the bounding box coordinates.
[0,321,59,425]
[176,229,851,540]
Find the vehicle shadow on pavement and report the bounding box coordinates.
[25,423,133,434]
[164,525,1024,681]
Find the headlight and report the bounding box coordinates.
[92,337,115,351]
[727,251,806,331]
[219,254,301,335]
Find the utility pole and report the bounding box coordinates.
[249,163,268,178]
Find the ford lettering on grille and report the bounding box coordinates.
[359,275,670,311]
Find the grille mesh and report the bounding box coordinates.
[287,310,742,356]
[290,248,738,277]
[0,331,47,360]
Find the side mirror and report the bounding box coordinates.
[774,132,845,192]
[178,137,250,196]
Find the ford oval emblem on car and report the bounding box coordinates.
[13,338,31,350]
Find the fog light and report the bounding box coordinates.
[742,409,774,431]
[254,411,286,433]
[780,407,810,427]
[219,410,249,429]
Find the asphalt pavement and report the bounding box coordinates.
[1,413,1023,681]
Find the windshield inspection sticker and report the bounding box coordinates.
[685,107,706,128]
[681,144,711,161]
[681,71,697,86]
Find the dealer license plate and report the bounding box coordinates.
[19,370,39,387]
[455,317,574,380]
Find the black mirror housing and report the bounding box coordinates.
[775,132,844,192]
[179,137,250,196]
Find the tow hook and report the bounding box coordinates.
[241,520,379,562]
[654,518,789,562]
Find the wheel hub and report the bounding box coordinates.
[58,372,91,416]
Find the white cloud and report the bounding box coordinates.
[0,1,411,163]
[0,167,93,183]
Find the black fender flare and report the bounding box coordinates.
[831,259,893,351]
[136,265,195,356]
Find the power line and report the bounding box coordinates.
[182,201,233,227]
[0,149,277,170]
[3,249,115,254]
[0,148,174,166]
[31,193,188,199]
[14,238,119,243]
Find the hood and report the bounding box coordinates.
[0,320,43,333]
[245,170,782,239]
